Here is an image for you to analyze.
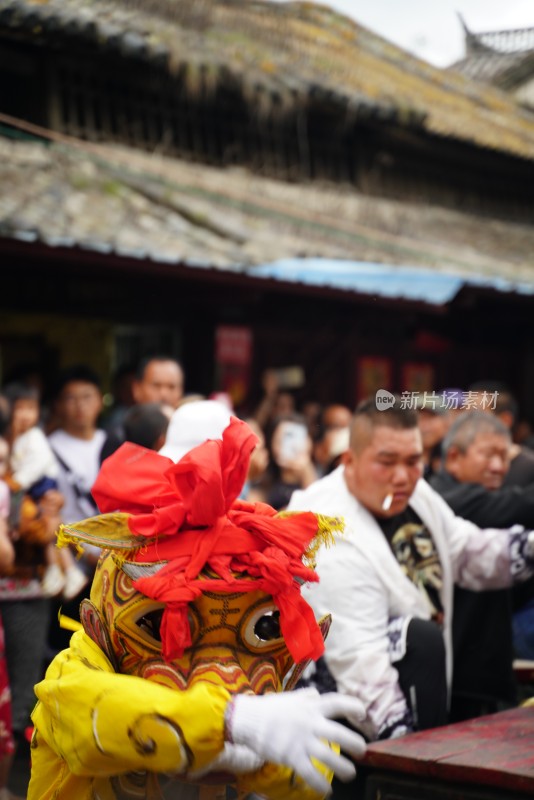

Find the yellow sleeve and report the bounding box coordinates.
[32,630,230,777]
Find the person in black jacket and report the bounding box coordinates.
[430,410,534,721]
[467,381,534,488]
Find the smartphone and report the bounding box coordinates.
[278,421,309,463]
[273,366,306,390]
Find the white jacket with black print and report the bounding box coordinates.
[288,466,532,741]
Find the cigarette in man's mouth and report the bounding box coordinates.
[382,493,393,511]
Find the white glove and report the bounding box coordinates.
[188,742,264,779]
[226,688,367,796]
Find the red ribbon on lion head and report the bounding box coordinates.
[92,417,327,665]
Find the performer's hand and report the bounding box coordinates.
[225,688,367,795]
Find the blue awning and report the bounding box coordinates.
[246,259,534,305]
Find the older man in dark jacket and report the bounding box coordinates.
[430,410,534,721]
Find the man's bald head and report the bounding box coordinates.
[349,397,419,454]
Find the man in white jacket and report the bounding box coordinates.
[288,396,534,747]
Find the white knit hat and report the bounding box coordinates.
[158,400,233,463]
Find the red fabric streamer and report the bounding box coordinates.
[93,417,258,536]
[91,417,325,664]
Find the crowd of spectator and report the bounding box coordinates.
[0,358,534,798]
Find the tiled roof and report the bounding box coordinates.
[452,22,534,90]
[452,51,526,85]
[469,27,534,54]
[2,0,534,159]
[2,133,534,295]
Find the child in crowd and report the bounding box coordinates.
[0,437,15,572]
[0,436,24,800]
[4,384,87,600]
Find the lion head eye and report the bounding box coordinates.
[136,609,164,642]
[254,611,281,641]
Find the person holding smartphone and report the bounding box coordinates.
[266,414,318,510]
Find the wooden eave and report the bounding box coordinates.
[1,0,534,160]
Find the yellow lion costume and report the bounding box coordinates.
[28,415,365,800]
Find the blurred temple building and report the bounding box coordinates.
[452,17,534,112]
[1,1,534,415]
